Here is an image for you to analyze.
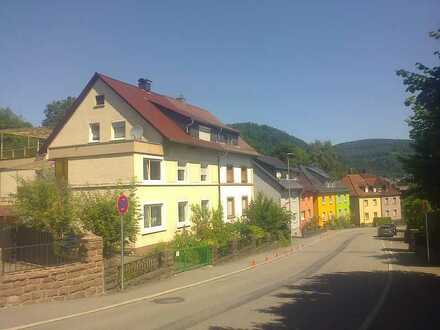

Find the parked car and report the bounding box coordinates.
[377,224,396,237]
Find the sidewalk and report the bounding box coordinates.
[0,229,348,329]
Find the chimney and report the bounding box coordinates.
[176,94,186,102]
[138,78,152,91]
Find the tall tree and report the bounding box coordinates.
[0,107,32,129]
[397,29,440,208]
[42,97,76,128]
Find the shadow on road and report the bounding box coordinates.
[209,271,440,330]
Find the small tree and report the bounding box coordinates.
[13,171,79,239]
[246,193,291,240]
[42,97,76,128]
[76,186,140,256]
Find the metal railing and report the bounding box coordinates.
[0,146,40,160]
[1,239,82,274]
[174,245,212,272]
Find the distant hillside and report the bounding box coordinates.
[334,139,413,178]
[229,122,308,154]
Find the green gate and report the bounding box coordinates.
[174,245,212,272]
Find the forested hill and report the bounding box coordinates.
[229,122,308,154]
[230,122,411,179]
[334,139,413,178]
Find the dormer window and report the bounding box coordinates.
[199,125,211,142]
[95,94,105,107]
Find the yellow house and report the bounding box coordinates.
[314,194,336,226]
[342,174,383,225]
[299,166,350,227]
[44,73,258,252]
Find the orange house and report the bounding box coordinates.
[297,172,315,230]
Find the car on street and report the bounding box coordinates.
[377,224,396,237]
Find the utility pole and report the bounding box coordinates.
[287,152,294,242]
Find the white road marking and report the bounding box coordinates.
[5,231,340,330]
[358,237,393,330]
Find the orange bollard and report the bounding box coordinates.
[251,259,256,267]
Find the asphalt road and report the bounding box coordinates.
[2,227,440,330]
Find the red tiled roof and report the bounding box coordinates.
[342,174,400,197]
[43,73,257,156]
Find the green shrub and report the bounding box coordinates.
[246,193,291,240]
[402,196,430,230]
[76,186,140,256]
[13,170,80,239]
[327,216,353,229]
[373,217,392,227]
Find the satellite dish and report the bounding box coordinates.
[131,126,143,140]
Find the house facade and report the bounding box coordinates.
[342,174,401,225]
[44,73,258,251]
[253,155,302,237]
[298,166,350,227]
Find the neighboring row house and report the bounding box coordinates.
[342,174,401,225]
[43,73,258,252]
[253,155,302,236]
[298,166,350,227]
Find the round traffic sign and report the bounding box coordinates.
[117,194,129,214]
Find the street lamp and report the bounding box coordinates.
[286,153,294,242]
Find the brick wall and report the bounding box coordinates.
[0,234,104,308]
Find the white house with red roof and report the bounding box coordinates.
[43,73,258,251]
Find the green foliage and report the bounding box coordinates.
[0,107,32,129]
[396,29,440,208]
[229,122,308,155]
[77,187,140,256]
[309,140,347,178]
[13,171,79,240]
[335,139,412,178]
[402,196,430,230]
[327,216,353,229]
[372,217,392,227]
[42,97,76,128]
[302,217,321,234]
[245,193,291,240]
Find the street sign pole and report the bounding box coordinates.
[120,213,124,290]
[117,194,129,291]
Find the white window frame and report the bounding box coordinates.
[177,201,189,228]
[95,94,105,107]
[142,156,163,183]
[89,122,100,143]
[227,197,235,220]
[111,121,126,140]
[142,202,166,234]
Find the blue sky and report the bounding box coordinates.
[0,0,438,143]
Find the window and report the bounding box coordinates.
[393,209,397,216]
[178,202,187,225]
[201,200,209,210]
[308,209,311,218]
[112,121,126,139]
[322,212,326,221]
[241,167,248,184]
[386,210,390,217]
[365,212,369,221]
[201,164,208,182]
[329,211,334,220]
[374,211,378,218]
[385,198,389,205]
[89,123,100,142]
[227,165,234,183]
[338,209,341,214]
[322,196,326,205]
[143,158,161,181]
[301,211,305,220]
[242,196,249,215]
[95,94,105,106]
[144,204,162,230]
[329,196,333,205]
[227,197,235,219]
[178,162,186,181]
[363,200,368,207]
[373,199,377,206]
[199,125,211,142]
[393,197,397,205]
